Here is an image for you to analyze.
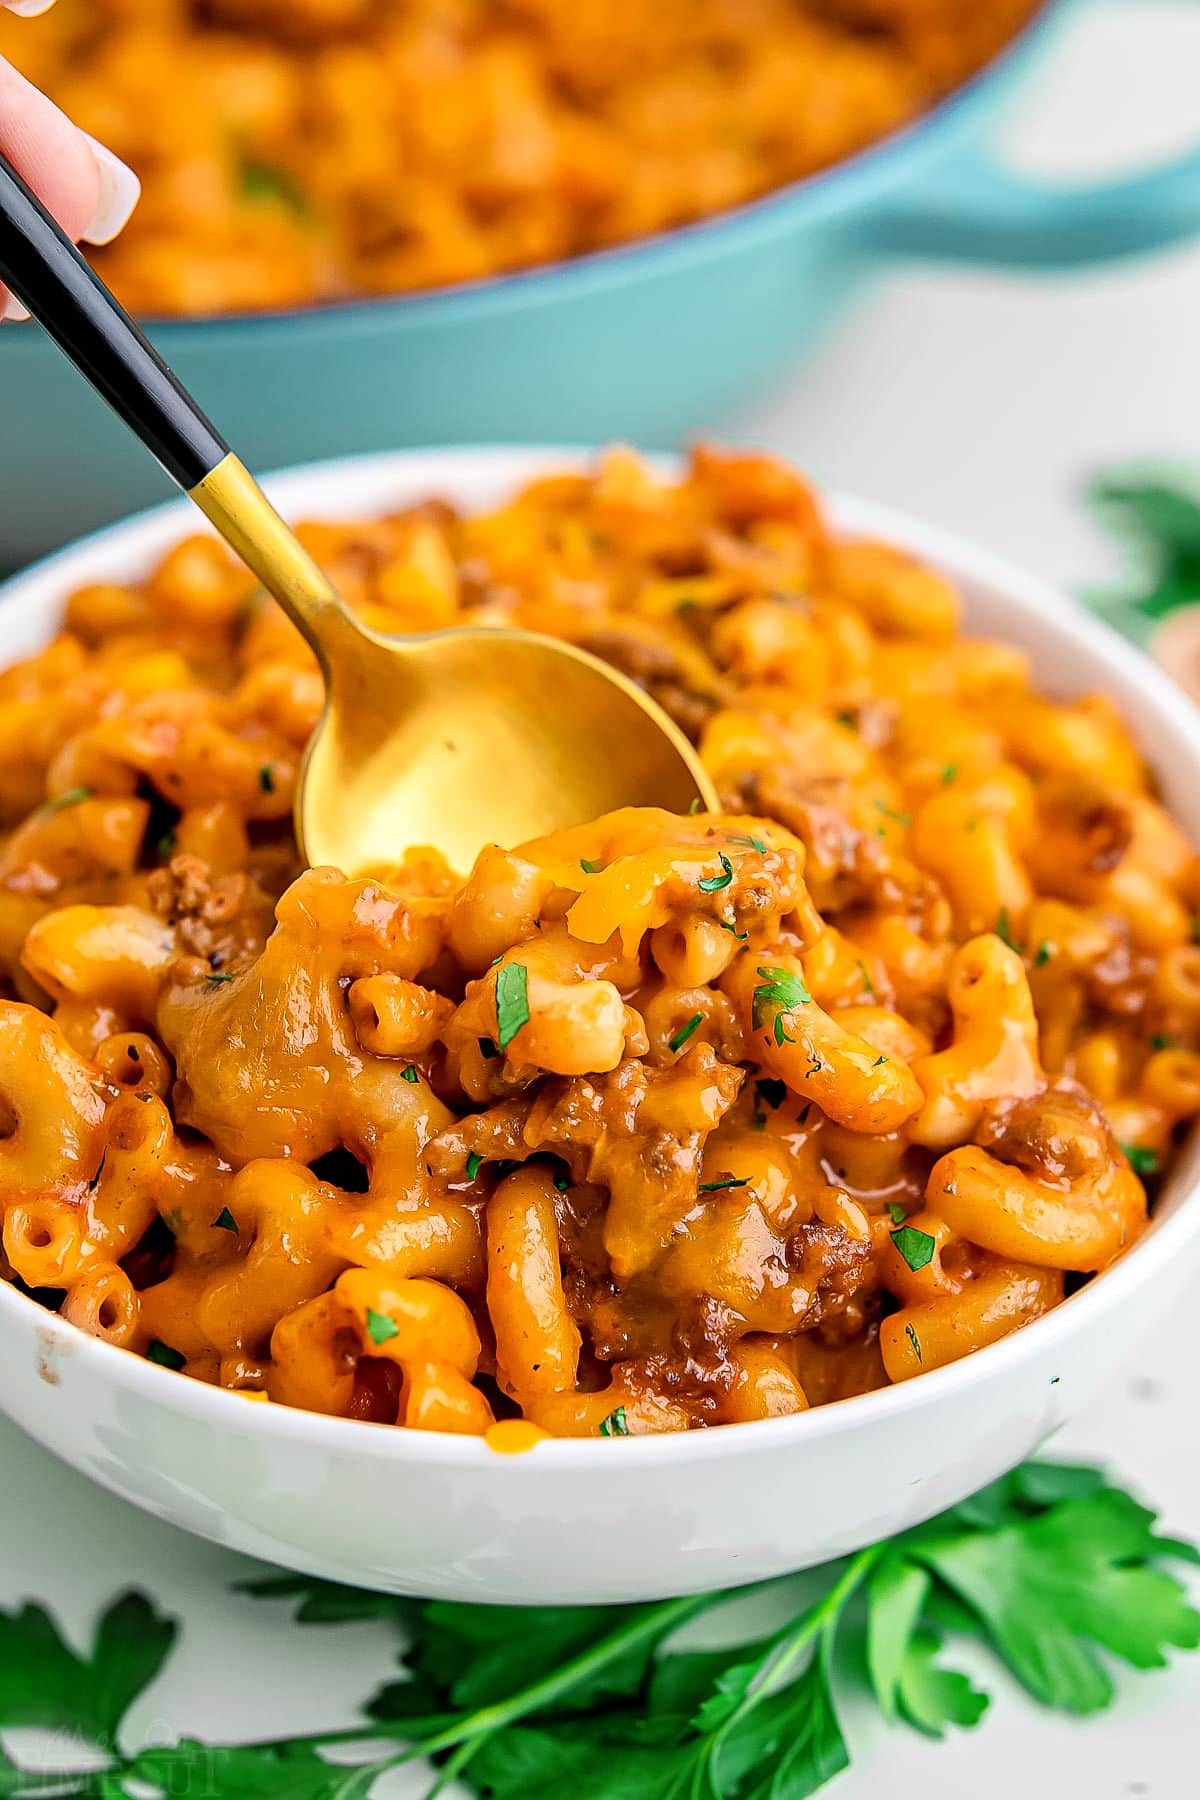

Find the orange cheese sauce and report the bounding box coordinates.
[0,445,1195,1436]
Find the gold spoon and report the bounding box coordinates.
[0,152,716,875]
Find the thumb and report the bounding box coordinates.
[0,55,140,317]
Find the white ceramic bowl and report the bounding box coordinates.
[2,447,1199,1606]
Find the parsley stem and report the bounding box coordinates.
[699,1542,882,1787]
[403,1589,713,1766]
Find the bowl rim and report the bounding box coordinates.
[0,2,1058,338]
[2,438,1199,1471]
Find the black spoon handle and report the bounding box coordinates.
[0,147,228,490]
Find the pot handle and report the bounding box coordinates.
[870,3,1200,268]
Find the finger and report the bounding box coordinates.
[0,56,139,318]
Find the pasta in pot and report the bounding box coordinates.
[0,0,1038,316]
[0,445,1195,1436]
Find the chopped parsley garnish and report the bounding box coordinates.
[43,785,91,813]
[727,833,767,853]
[697,852,734,893]
[495,962,530,1051]
[688,796,703,815]
[719,920,750,939]
[401,1065,419,1084]
[212,1207,238,1233]
[1122,1144,1159,1177]
[697,1175,750,1193]
[1150,1033,1173,1052]
[478,1036,500,1060]
[891,1225,936,1272]
[755,1077,787,1111]
[858,959,876,999]
[994,906,1017,950]
[668,1012,703,1054]
[146,1340,185,1371]
[579,857,605,875]
[1035,940,1053,967]
[554,1173,570,1192]
[258,765,275,794]
[836,708,856,728]
[875,801,911,828]
[872,1054,888,1067]
[905,1322,923,1363]
[598,1406,629,1437]
[238,153,308,216]
[205,971,235,984]
[156,828,177,859]
[752,964,811,1046]
[466,1152,484,1181]
[365,1309,399,1346]
[941,762,958,785]
[886,1201,909,1225]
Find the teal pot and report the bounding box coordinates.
[2,0,1199,568]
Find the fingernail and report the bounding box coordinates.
[4,1,58,15]
[80,133,140,246]
[1,293,31,322]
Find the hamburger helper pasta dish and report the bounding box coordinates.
[0,0,1037,315]
[1,448,1197,1439]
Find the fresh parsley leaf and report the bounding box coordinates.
[580,858,605,875]
[910,1485,1200,1712]
[235,1574,407,1626]
[496,963,530,1052]
[995,906,1016,950]
[726,834,767,853]
[599,1408,629,1437]
[1150,1033,1173,1052]
[205,971,235,984]
[697,853,734,894]
[212,1206,238,1233]
[751,965,811,1046]
[904,1323,923,1363]
[886,1201,908,1225]
[0,1592,175,1745]
[258,764,275,794]
[43,785,91,813]
[365,1308,398,1346]
[719,921,749,940]
[146,1339,185,1370]
[891,1225,936,1272]
[1034,940,1052,966]
[466,1152,484,1181]
[894,1628,990,1738]
[668,1013,703,1054]
[135,1741,345,1799]
[1122,1143,1159,1176]
[940,763,958,785]
[698,1175,750,1194]
[401,1064,419,1084]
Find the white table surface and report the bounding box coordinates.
[3,3,1200,1795]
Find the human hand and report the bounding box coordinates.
[1,1,140,320]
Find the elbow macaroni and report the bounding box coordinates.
[0,446,1192,1436]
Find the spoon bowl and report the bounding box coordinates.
[301,613,715,875]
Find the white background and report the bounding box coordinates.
[3,3,1200,1796]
